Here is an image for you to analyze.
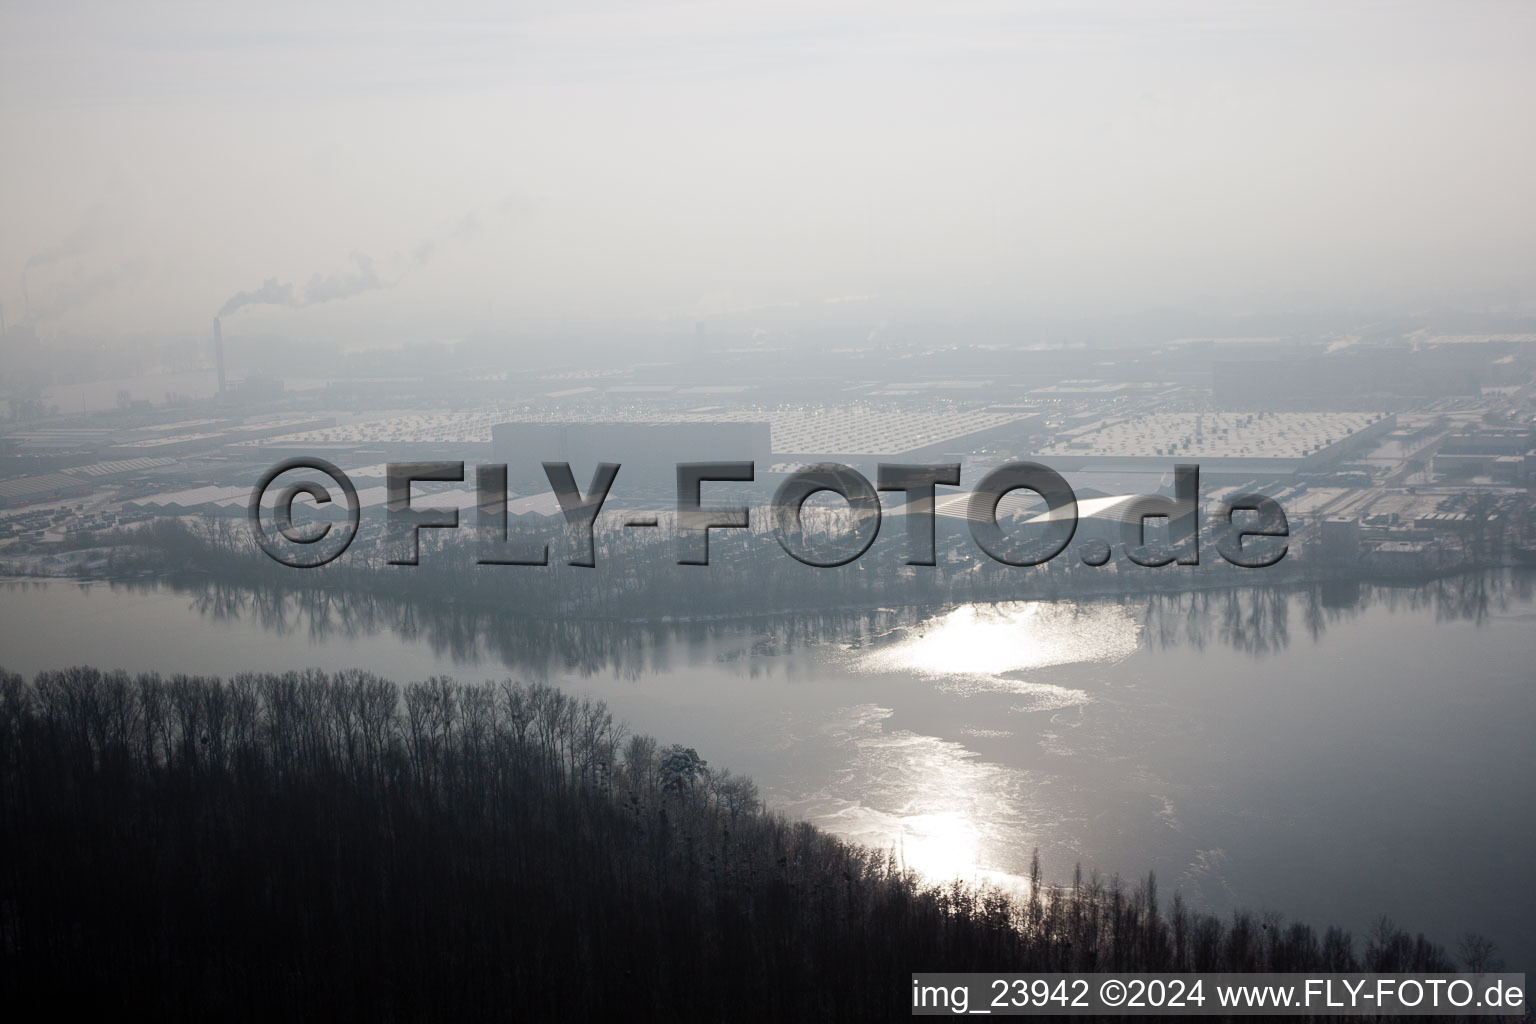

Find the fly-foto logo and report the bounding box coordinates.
[249,459,1288,571]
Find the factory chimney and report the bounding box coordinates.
[213,316,226,394]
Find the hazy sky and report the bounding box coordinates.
[2,1,1534,341]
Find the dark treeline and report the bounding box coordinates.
[61,511,1534,634]
[0,667,1486,1021]
[41,517,1531,671]
[74,513,1328,620]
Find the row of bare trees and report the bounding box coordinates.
[0,666,1483,1020]
[84,513,1321,622]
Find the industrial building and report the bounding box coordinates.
[490,408,1037,473]
[1037,412,1397,477]
[0,473,95,509]
[236,411,511,459]
[242,407,1041,477]
[1432,428,1534,482]
[493,420,771,484]
[764,408,1037,463]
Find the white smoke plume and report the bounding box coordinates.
[218,252,383,317]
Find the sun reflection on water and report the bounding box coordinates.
[853,601,1141,701]
[797,602,1143,886]
[787,703,1038,887]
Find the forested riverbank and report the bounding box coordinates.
[0,666,1491,1020]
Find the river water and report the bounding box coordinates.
[2,572,1531,965]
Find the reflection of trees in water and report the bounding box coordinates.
[153,577,930,681]
[1137,589,1290,656]
[1136,570,1527,656]
[190,580,251,625]
[101,519,1536,653]
[1372,570,1530,627]
[127,569,1534,682]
